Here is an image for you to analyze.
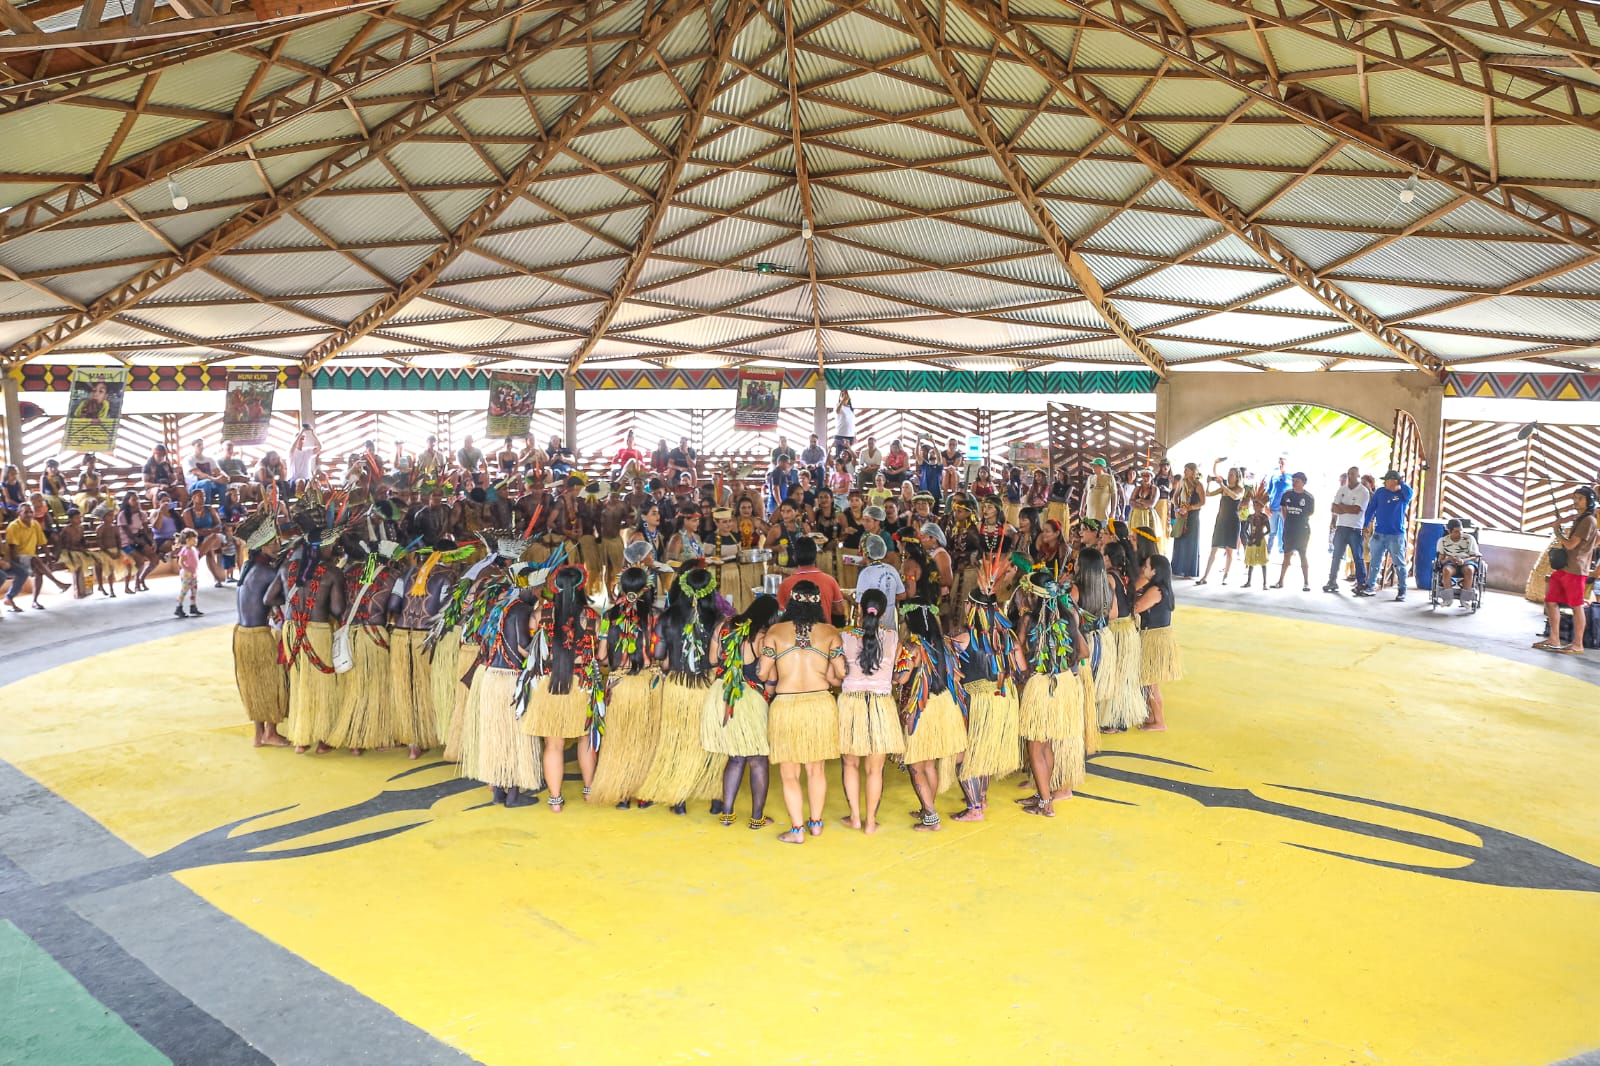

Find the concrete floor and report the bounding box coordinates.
[1,575,1597,1066]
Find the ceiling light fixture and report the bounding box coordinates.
[1397,173,1418,205]
[800,219,813,241]
[168,175,190,212]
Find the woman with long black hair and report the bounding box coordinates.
[948,588,1024,821]
[520,564,601,810]
[1099,541,1146,733]
[895,599,968,832]
[639,567,728,814]
[703,596,779,828]
[1073,546,1117,771]
[836,587,904,834]
[758,579,845,844]
[586,566,663,808]
[1012,570,1085,818]
[1135,553,1182,732]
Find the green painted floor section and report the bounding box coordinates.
[0,920,169,1066]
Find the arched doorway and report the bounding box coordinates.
[1169,404,1391,496]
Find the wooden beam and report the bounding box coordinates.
[567,0,752,373]
[890,0,1169,378]
[298,0,704,372]
[781,0,826,372]
[0,0,384,52]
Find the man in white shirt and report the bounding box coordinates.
[857,436,882,479]
[1436,519,1481,607]
[853,534,904,628]
[1322,465,1370,595]
[184,439,227,503]
[832,390,856,459]
[287,425,320,490]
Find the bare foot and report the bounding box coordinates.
[261,732,289,747]
[912,819,942,832]
[839,815,862,830]
[314,742,333,755]
[1138,722,1167,732]
[1051,789,1073,801]
[863,822,879,835]
[807,819,824,837]
[350,748,364,756]
[294,745,308,754]
[408,746,422,760]
[952,807,984,822]
[778,827,805,844]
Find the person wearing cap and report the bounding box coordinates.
[1436,519,1482,608]
[1536,485,1598,653]
[1361,470,1414,600]
[854,533,906,628]
[1264,454,1292,554]
[1273,472,1316,592]
[1084,457,1116,525]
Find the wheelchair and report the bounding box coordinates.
[1429,519,1486,612]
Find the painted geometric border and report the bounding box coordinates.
[1444,373,1600,402]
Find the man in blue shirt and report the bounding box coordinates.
[1265,454,1291,554]
[765,456,798,516]
[1361,469,1413,601]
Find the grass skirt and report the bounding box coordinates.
[768,691,841,763]
[1244,542,1267,566]
[233,624,287,725]
[902,689,966,763]
[429,628,463,741]
[1019,672,1081,742]
[586,671,663,804]
[701,682,769,757]
[520,675,591,739]
[1082,630,1103,756]
[960,680,1020,779]
[1141,625,1184,686]
[579,535,604,596]
[327,627,389,748]
[285,622,338,747]
[455,668,486,781]
[442,641,477,762]
[837,691,905,756]
[720,560,753,615]
[638,675,726,805]
[389,628,440,751]
[1129,506,1154,533]
[1105,616,1147,730]
[474,665,543,790]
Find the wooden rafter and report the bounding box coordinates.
[890,0,1169,378]
[0,0,387,54]
[0,0,549,243]
[1052,0,1600,258]
[297,0,705,372]
[780,0,826,372]
[1250,0,1600,65]
[1,0,632,367]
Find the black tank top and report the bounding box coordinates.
[1139,583,1173,630]
[957,639,996,686]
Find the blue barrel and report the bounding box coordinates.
[1413,518,1446,589]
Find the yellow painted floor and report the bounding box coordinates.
[3,607,1598,1065]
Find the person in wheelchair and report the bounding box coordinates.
[1435,519,1482,608]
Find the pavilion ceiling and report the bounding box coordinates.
[1,0,1598,376]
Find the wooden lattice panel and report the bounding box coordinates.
[20,415,65,472]
[1440,472,1524,531]
[1440,419,1600,534]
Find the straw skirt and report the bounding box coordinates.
[327,626,389,749]
[1141,626,1184,686]
[442,640,477,763]
[1019,671,1082,743]
[1104,616,1147,730]
[768,691,841,763]
[520,675,591,739]
[701,682,769,757]
[455,668,486,781]
[639,675,725,805]
[902,689,966,764]
[836,691,905,756]
[960,679,1020,779]
[233,624,287,725]
[1129,506,1155,534]
[389,627,440,751]
[285,622,338,748]
[586,671,663,805]
[1091,625,1118,731]
[720,560,753,615]
[474,665,543,790]
[429,628,463,740]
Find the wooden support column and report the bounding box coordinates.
[298,373,314,427]
[1420,382,1445,520]
[813,375,827,449]
[2,372,24,481]
[563,374,578,454]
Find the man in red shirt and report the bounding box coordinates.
[776,535,845,625]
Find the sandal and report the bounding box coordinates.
[748,816,773,830]
[1532,640,1562,651]
[719,813,736,826]
[778,825,806,844]
[1270,582,1283,589]
[1014,793,1043,806]
[1192,578,1207,586]
[548,795,566,812]
[806,818,824,837]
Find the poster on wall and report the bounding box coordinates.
[486,372,538,440]
[222,369,278,444]
[62,367,128,452]
[733,368,782,431]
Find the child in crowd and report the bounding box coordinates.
[174,529,202,619]
[1241,494,1270,590]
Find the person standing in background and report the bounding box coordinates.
[1535,486,1597,655]
[1265,454,1291,554]
[1272,472,1315,591]
[833,390,856,460]
[1324,465,1370,595]
[1361,470,1413,601]
[288,425,320,493]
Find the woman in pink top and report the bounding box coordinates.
[836,588,904,834]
